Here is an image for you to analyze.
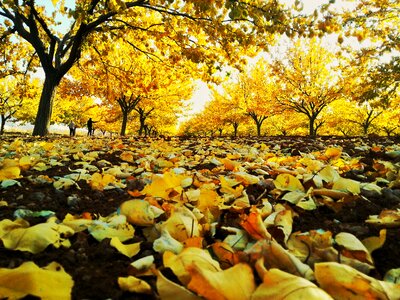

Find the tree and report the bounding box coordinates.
[0,0,332,136]
[0,76,40,134]
[210,84,248,137]
[333,0,399,108]
[239,59,281,136]
[348,104,383,136]
[272,38,344,137]
[74,33,194,136]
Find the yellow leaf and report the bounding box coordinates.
[110,237,141,258]
[163,248,221,285]
[142,171,185,199]
[332,177,360,194]
[0,261,73,299]
[366,209,400,227]
[53,177,78,190]
[362,229,386,254]
[119,199,157,226]
[61,213,92,232]
[89,172,118,191]
[245,239,314,281]
[87,216,135,242]
[318,165,340,184]
[197,188,222,213]
[315,262,400,299]
[118,276,152,294]
[0,159,20,180]
[156,269,203,300]
[19,156,34,171]
[253,262,333,300]
[0,221,74,254]
[161,206,201,242]
[187,263,256,300]
[325,147,342,158]
[233,172,260,186]
[334,232,373,264]
[274,173,305,192]
[0,219,29,238]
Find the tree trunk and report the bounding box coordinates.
[309,116,316,138]
[120,111,128,136]
[32,75,60,136]
[233,123,239,137]
[0,115,5,135]
[138,117,145,136]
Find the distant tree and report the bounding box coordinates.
[272,38,344,138]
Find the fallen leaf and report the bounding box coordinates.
[274,173,305,192]
[0,261,73,299]
[110,237,141,258]
[118,275,152,294]
[0,220,74,254]
[155,269,203,300]
[187,262,256,300]
[163,247,221,285]
[315,262,400,299]
[253,259,333,300]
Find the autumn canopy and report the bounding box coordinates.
[0,0,397,137]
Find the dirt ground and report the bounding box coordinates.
[0,134,399,299]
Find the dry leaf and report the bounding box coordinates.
[118,276,152,294]
[315,262,400,299]
[0,261,73,299]
[187,262,256,300]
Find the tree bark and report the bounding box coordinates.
[32,75,60,136]
[0,115,5,135]
[309,116,315,137]
[233,122,239,137]
[120,111,128,136]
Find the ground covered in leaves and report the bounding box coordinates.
[0,134,400,299]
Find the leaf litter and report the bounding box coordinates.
[0,134,400,299]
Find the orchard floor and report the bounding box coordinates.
[0,133,400,299]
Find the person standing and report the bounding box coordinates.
[68,120,76,137]
[87,118,97,136]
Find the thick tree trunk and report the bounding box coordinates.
[32,75,60,136]
[120,112,128,136]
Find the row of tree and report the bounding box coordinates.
[179,37,399,138]
[0,0,399,137]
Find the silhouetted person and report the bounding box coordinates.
[68,121,76,137]
[87,118,97,136]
